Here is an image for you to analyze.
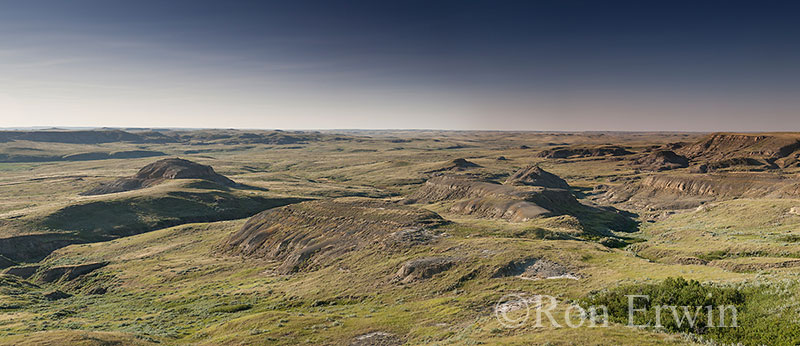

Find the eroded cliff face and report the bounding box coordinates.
[634,150,689,171]
[639,175,720,196]
[406,175,581,222]
[407,175,529,203]
[602,173,800,210]
[679,133,800,164]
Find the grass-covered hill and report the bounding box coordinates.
[0,157,304,263]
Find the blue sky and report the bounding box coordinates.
[1,0,799,130]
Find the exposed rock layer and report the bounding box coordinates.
[504,165,570,189]
[603,173,800,210]
[635,150,689,171]
[407,175,579,222]
[394,257,458,283]
[678,133,800,169]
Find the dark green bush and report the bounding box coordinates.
[580,277,800,345]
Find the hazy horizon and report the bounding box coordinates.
[0,126,761,134]
[3,1,800,131]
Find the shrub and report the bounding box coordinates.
[580,277,800,345]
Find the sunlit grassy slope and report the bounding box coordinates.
[0,215,746,345]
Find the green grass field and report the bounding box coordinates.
[0,130,798,345]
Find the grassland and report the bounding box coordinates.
[0,130,798,345]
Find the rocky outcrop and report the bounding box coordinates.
[383,228,442,248]
[491,258,578,280]
[491,258,538,278]
[676,133,800,170]
[406,175,580,222]
[603,173,800,210]
[425,158,481,173]
[406,173,637,236]
[504,165,570,189]
[679,133,800,161]
[351,332,403,346]
[703,157,772,171]
[407,175,521,203]
[394,257,458,283]
[82,158,236,195]
[642,174,800,198]
[219,198,445,273]
[449,192,575,222]
[132,158,235,184]
[635,150,689,171]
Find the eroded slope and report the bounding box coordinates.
[220,198,445,273]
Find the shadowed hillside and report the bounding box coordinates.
[0,158,306,263]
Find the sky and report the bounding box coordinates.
[1,0,799,131]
